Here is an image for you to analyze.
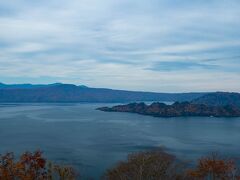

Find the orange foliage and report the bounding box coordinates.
[1,149,239,180]
[0,150,76,180]
[188,153,240,180]
[105,150,240,180]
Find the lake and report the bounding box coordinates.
[0,103,240,179]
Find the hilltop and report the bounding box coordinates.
[191,92,240,108]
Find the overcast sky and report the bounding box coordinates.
[0,0,239,92]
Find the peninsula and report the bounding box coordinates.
[97,102,240,117]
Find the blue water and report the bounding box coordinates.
[0,103,240,179]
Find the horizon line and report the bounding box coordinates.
[1,81,239,94]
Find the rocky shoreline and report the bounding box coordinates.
[97,102,240,117]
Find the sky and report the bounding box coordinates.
[0,0,240,92]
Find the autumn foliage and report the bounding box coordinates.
[0,150,76,180]
[104,150,240,180]
[1,149,240,180]
[188,153,240,180]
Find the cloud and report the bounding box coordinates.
[148,61,219,71]
[0,0,239,92]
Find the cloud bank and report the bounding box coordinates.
[0,0,240,92]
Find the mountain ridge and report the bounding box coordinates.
[0,82,207,103]
[191,92,240,108]
[0,82,88,89]
[1,83,239,104]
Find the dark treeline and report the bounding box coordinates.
[1,149,239,180]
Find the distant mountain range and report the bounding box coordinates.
[0,82,88,89]
[0,82,205,103]
[0,83,239,105]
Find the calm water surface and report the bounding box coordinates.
[0,103,240,179]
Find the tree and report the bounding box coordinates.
[104,148,187,180]
[187,153,240,180]
[0,150,77,180]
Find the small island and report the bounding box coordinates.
[97,102,240,117]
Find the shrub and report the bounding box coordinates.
[103,149,187,180]
[0,150,77,180]
[187,153,240,180]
